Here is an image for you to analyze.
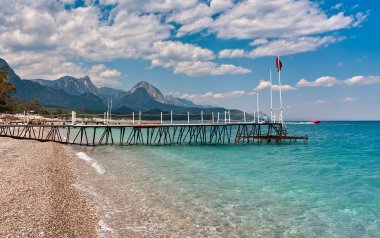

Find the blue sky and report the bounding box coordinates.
[0,0,379,120]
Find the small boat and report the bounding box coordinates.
[310,120,321,124]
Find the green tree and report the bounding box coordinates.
[0,67,16,106]
[20,98,40,112]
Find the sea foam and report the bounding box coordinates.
[76,152,105,174]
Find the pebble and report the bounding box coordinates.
[0,137,98,237]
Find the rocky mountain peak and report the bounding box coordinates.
[0,58,8,67]
[53,75,98,96]
[79,75,92,84]
[130,81,168,104]
[0,58,21,83]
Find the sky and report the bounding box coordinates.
[0,0,379,120]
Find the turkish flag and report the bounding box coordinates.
[276,56,282,72]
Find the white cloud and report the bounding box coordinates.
[316,99,330,105]
[101,0,362,49]
[343,97,357,102]
[295,75,380,88]
[173,61,251,76]
[176,18,214,37]
[99,0,359,43]
[181,90,245,103]
[255,80,296,91]
[59,0,75,4]
[344,76,380,86]
[302,99,330,106]
[0,2,250,78]
[210,64,251,75]
[149,41,214,63]
[218,49,245,58]
[171,61,214,76]
[353,11,369,27]
[58,8,172,60]
[1,50,122,86]
[165,91,181,98]
[210,0,234,13]
[168,4,212,37]
[0,1,173,79]
[0,0,368,80]
[332,3,343,10]
[1,51,84,80]
[248,36,342,58]
[0,7,59,52]
[213,0,354,39]
[165,0,233,37]
[220,36,339,59]
[250,39,268,46]
[103,0,199,14]
[148,41,250,76]
[87,64,122,86]
[296,76,341,87]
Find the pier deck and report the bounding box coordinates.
[0,122,307,146]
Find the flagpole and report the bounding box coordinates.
[256,93,259,123]
[110,98,112,123]
[278,55,283,123]
[270,69,273,122]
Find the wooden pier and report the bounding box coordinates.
[0,122,307,146]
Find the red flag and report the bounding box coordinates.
[276,56,282,72]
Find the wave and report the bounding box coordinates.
[98,219,115,237]
[76,152,106,174]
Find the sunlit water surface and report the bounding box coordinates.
[73,122,380,237]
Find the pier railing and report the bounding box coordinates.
[1,110,285,125]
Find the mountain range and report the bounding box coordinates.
[1,58,256,118]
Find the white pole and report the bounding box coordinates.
[170,111,173,124]
[244,111,246,122]
[187,112,190,124]
[217,112,220,123]
[132,112,135,124]
[212,112,214,123]
[161,112,163,124]
[26,111,30,125]
[256,93,260,123]
[104,112,106,124]
[253,110,256,123]
[228,111,231,124]
[107,98,110,123]
[270,69,273,122]
[201,111,203,124]
[278,55,283,123]
[110,98,112,122]
[139,111,141,124]
[224,111,227,124]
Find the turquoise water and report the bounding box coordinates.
[75,122,380,237]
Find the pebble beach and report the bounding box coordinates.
[0,137,98,237]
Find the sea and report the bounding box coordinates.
[71,121,380,237]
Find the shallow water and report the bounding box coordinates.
[73,122,380,237]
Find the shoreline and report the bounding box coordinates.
[0,137,98,237]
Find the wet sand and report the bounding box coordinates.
[0,137,98,237]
